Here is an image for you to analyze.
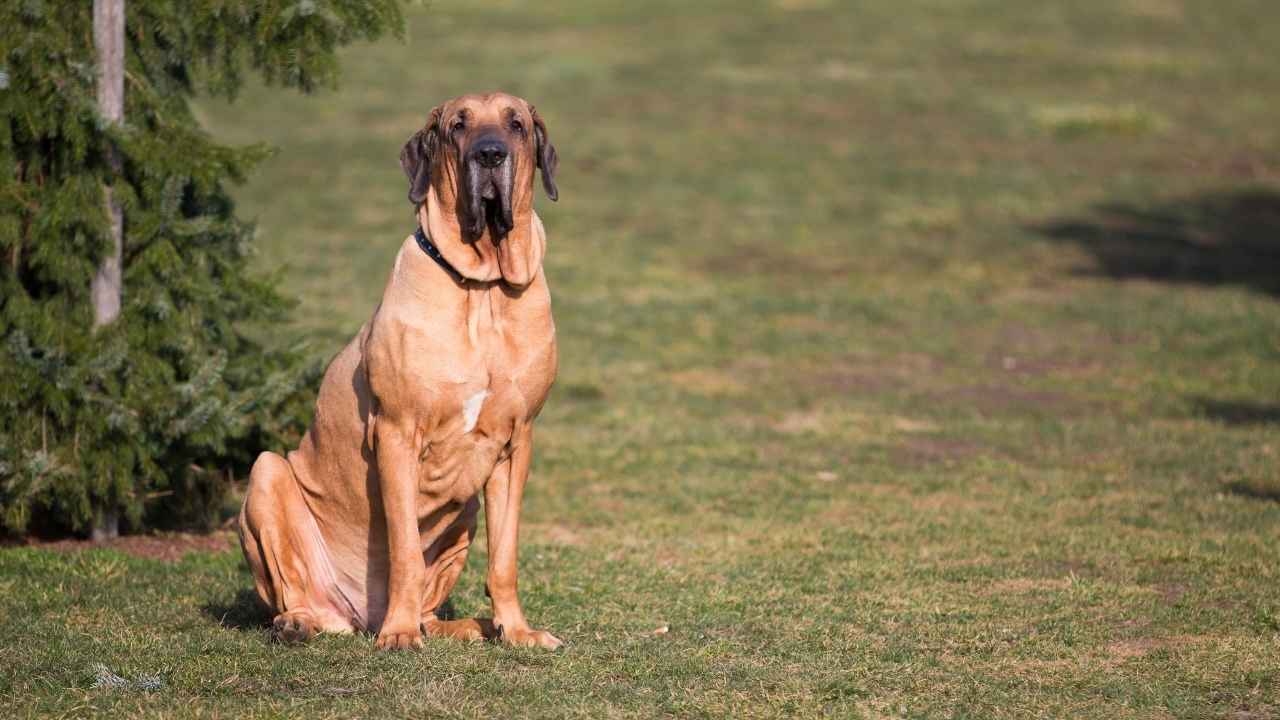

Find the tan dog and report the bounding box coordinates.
[237,92,562,650]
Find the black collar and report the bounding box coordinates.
[414,225,466,284]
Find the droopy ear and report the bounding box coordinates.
[531,106,559,202]
[399,106,443,206]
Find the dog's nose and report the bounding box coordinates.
[472,140,508,168]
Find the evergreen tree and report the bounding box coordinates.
[0,0,405,536]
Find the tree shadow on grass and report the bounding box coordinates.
[1033,189,1280,296]
[202,588,270,631]
[1190,398,1280,502]
[1194,397,1280,426]
[1225,481,1280,503]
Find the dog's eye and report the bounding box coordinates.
[510,119,524,133]
[451,120,465,132]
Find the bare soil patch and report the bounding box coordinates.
[8,531,237,562]
[983,348,1104,377]
[893,437,987,467]
[932,383,1088,417]
[740,352,946,397]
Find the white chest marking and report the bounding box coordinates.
[461,390,488,433]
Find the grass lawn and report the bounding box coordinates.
[4,0,1280,717]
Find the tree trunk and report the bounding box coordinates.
[91,0,125,540]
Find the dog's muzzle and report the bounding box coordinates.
[464,138,515,238]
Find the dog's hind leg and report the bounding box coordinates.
[238,451,324,643]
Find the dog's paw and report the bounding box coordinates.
[272,612,316,644]
[496,624,564,650]
[375,625,424,651]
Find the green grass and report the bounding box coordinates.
[5,0,1280,716]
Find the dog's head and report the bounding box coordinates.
[399,92,558,241]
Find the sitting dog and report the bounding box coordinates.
[238,92,562,650]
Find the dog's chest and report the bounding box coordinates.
[415,347,552,504]
[367,270,556,508]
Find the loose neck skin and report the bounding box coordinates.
[393,196,545,342]
[419,182,543,289]
[420,191,503,283]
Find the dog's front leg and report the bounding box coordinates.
[485,426,562,650]
[373,417,426,651]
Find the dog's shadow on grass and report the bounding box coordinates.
[1033,189,1280,296]
[201,591,466,632]
[202,588,271,632]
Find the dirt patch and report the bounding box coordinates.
[983,349,1103,377]
[1156,582,1188,605]
[736,348,1091,418]
[1102,635,1200,667]
[893,437,986,467]
[810,367,903,394]
[964,321,1117,378]
[10,531,238,562]
[931,383,1087,417]
[743,352,945,397]
[1105,638,1166,662]
[1228,706,1278,720]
